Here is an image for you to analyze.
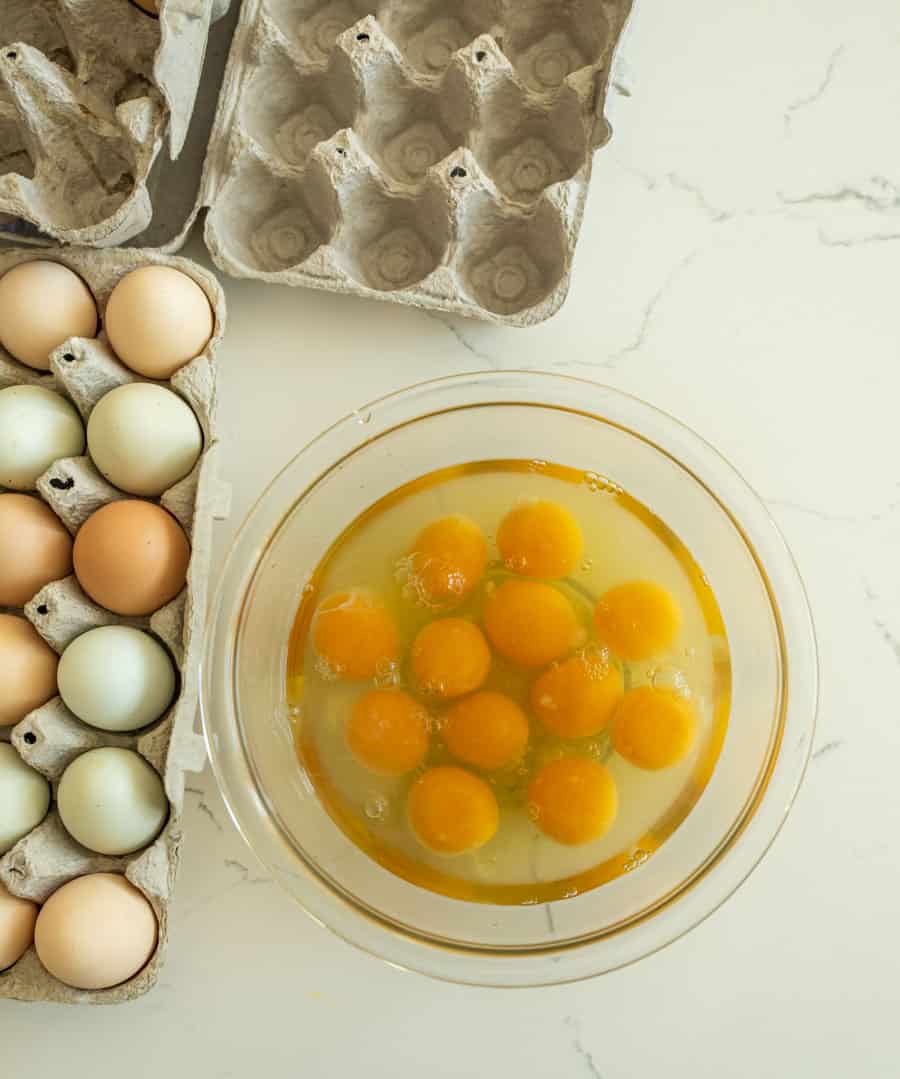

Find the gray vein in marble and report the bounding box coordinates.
[224,857,272,885]
[873,616,900,665]
[784,45,846,132]
[812,739,844,761]
[766,493,900,527]
[863,584,900,666]
[779,176,900,214]
[425,311,500,369]
[545,904,556,934]
[766,497,857,525]
[611,80,632,97]
[816,227,900,248]
[185,785,224,833]
[566,1017,603,1079]
[605,249,701,367]
[622,165,735,223]
[666,172,732,222]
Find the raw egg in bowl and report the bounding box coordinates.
[201,372,817,986]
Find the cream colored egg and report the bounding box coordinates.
[58,626,176,732]
[105,266,214,379]
[57,747,168,855]
[87,383,202,496]
[0,743,51,854]
[0,385,85,491]
[0,882,38,970]
[34,873,157,990]
[0,261,98,371]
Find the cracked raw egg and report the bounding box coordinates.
[612,686,697,770]
[594,580,681,661]
[408,766,499,854]
[411,617,491,698]
[444,691,529,770]
[483,579,581,668]
[347,688,429,776]
[528,757,618,845]
[531,653,624,739]
[497,499,583,578]
[313,590,399,680]
[406,514,487,605]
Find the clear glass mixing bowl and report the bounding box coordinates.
[200,371,817,986]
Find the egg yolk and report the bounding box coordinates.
[528,757,618,845]
[531,654,624,739]
[346,689,430,776]
[483,579,581,668]
[497,500,583,579]
[444,691,529,770]
[408,515,488,605]
[411,617,491,698]
[612,686,696,770]
[313,590,399,680]
[408,766,499,854]
[593,580,681,661]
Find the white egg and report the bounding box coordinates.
[0,385,85,491]
[86,383,202,497]
[0,743,51,854]
[57,626,177,733]
[57,747,168,856]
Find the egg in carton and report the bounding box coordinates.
[176,0,634,325]
[0,247,228,1003]
[0,0,233,247]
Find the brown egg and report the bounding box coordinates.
[34,873,157,990]
[0,614,58,727]
[73,500,190,616]
[0,494,73,607]
[0,882,39,971]
[133,0,159,12]
[0,261,98,371]
[104,266,214,379]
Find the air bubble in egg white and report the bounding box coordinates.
[652,665,691,697]
[364,793,389,820]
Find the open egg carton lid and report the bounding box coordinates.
[0,247,229,1004]
[177,0,635,325]
[0,0,236,249]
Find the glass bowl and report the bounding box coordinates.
[200,371,817,986]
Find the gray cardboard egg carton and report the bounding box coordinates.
[0,0,232,247]
[186,0,633,325]
[0,247,228,1004]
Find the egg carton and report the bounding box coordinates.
[0,247,228,1004]
[0,0,233,248]
[179,0,633,325]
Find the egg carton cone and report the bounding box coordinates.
[0,0,234,248]
[177,0,633,325]
[0,247,229,1004]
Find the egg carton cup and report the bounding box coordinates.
[0,246,228,1004]
[178,0,633,325]
[0,0,232,248]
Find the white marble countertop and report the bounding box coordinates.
[7,0,900,1073]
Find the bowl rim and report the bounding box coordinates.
[200,370,818,986]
